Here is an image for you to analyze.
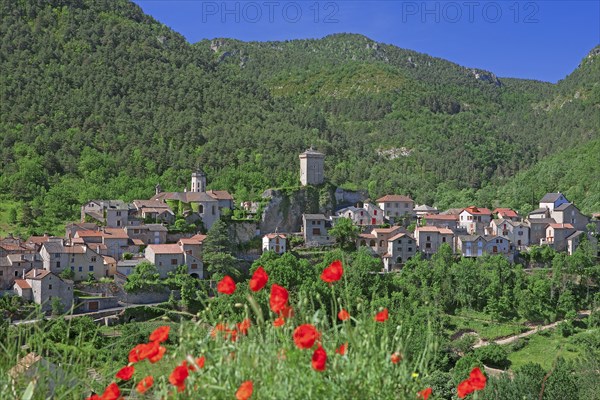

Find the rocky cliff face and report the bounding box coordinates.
[259,186,369,233]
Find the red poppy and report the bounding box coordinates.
[468,367,486,390]
[337,309,350,321]
[390,353,402,364]
[321,260,343,283]
[128,343,145,364]
[137,341,161,361]
[374,308,389,322]
[417,387,432,400]
[148,345,166,363]
[235,380,254,400]
[457,380,474,399]
[211,323,227,338]
[279,304,294,319]
[115,365,134,381]
[197,356,205,368]
[136,376,154,394]
[293,324,320,349]
[217,275,236,294]
[149,325,170,343]
[311,345,327,371]
[269,284,289,313]
[237,318,251,335]
[273,317,285,327]
[335,343,347,355]
[249,266,268,292]
[100,383,121,400]
[169,362,189,393]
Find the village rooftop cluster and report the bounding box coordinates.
[1,150,598,314]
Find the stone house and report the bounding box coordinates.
[382,232,416,271]
[459,206,492,235]
[362,203,385,225]
[550,203,589,231]
[74,228,139,260]
[262,233,287,254]
[490,219,530,248]
[125,224,168,245]
[482,236,512,258]
[132,200,175,224]
[13,269,73,312]
[527,218,555,246]
[376,195,415,222]
[542,223,576,252]
[144,243,204,279]
[414,205,439,219]
[0,253,41,290]
[40,239,107,281]
[456,235,486,257]
[422,213,459,230]
[302,214,334,247]
[539,192,570,212]
[415,226,454,256]
[81,200,133,228]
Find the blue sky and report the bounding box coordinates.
[133,1,599,83]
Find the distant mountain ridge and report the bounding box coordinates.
[0,0,598,234]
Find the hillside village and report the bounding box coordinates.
[1,149,599,314]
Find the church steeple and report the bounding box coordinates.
[191,170,206,193]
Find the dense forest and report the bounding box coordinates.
[0,0,599,235]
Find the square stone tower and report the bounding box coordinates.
[191,170,207,193]
[299,149,325,186]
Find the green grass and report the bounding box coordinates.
[507,329,591,370]
[447,309,528,341]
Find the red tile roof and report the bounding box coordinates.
[103,228,130,239]
[14,279,31,289]
[147,244,182,254]
[417,226,454,234]
[265,233,287,239]
[376,194,414,203]
[207,190,233,201]
[493,208,519,218]
[549,223,574,229]
[424,214,458,220]
[25,269,51,280]
[462,206,492,216]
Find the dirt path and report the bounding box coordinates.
[473,310,591,348]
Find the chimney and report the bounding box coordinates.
[33,269,37,278]
[22,269,25,279]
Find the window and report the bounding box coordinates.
[398,239,402,244]
[71,257,74,263]
[56,261,61,269]
[212,205,216,215]
[191,264,198,270]
[78,266,83,272]
[360,211,364,216]
[275,238,280,244]
[374,210,377,215]
[91,257,96,262]
[426,236,431,241]
[518,231,523,236]
[49,284,52,290]
[395,203,398,208]
[54,253,60,258]
[312,221,315,225]
[408,240,412,244]
[116,211,122,216]
[379,240,384,247]
[89,265,94,271]
[133,229,140,234]
[171,259,178,265]
[312,228,321,235]
[117,220,121,227]
[71,266,74,272]
[408,247,412,252]
[442,237,446,243]
[198,205,204,214]
[425,243,431,249]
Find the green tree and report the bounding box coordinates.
[124,261,162,293]
[328,217,359,251]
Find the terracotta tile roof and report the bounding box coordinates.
[103,256,117,264]
[75,230,104,237]
[549,223,574,229]
[424,214,458,220]
[133,200,172,209]
[373,227,402,234]
[25,269,51,280]
[493,208,519,218]
[14,279,31,289]
[132,239,144,246]
[376,194,414,203]
[147,244,182,254]
[190,234,208,242]
[265,233,287,239]
[179,237,204,245]
[417,226,454,234]
[462,206,492,216]
[103,228,130,239]
[26,235,50,245]
[388,233,410,241]
[207,190,233,201]
[358,233,376,239]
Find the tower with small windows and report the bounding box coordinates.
[191,170,206,193]
[299,149,325,186]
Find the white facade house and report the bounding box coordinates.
[262,234,287,254]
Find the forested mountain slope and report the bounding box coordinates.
[0,0,598,234]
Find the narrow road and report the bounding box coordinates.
[473,310,592,348]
